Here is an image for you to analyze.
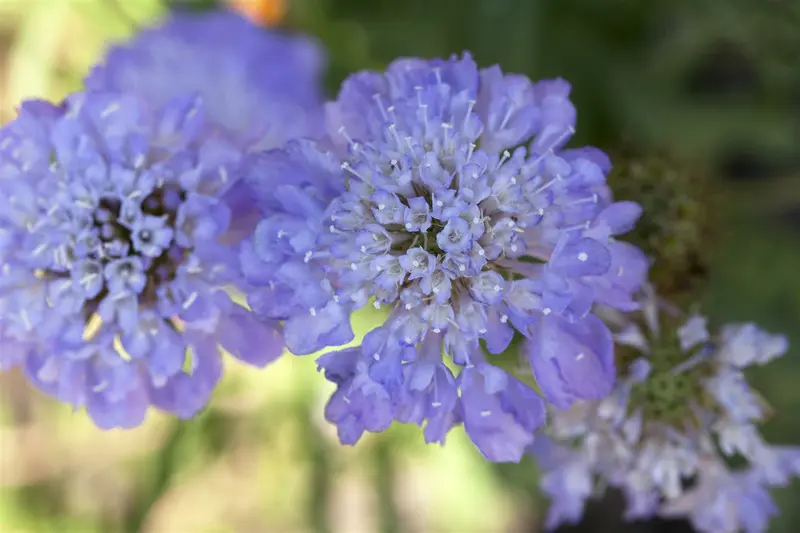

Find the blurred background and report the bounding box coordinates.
[0,0,798,531]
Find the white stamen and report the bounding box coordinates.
[433,328,441,333]
[578,252,588,262]
[309,307,317,317]
[405,303,413,310]
[373,301,381,309]
[182,292,198,310]
[373,353,381,361]
[372,93,388,121]
[477,249,485,256]
[19,309,31,330]
[498,150,511,168]
[458,265,466,272]
[500,314,509,324]
[101,103,120,117]
[543,307,551,315]
[350,263,358,271]
[304,251,313,263]
[378,204,386,210]
[493,285,501,292]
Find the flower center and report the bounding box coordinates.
[49,184,190,321]
[626,341,715,428]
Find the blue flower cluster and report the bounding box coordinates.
[2,10,796,531]
[0,10,326,428]
[240,53,648,461]
[533,289,800,533]
[86,9,326,151]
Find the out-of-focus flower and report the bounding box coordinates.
[0,92,283,429]
[533,287,799,532]
[228,0,286,26]
[86,9,325,152]
[241,52,647,461]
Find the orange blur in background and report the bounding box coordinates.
[228,0,286,26]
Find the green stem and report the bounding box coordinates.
[123,421,185,533]
[374,438,401,533]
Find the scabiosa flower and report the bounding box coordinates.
[0,92,284,429]
[86,9,325,152]
[533,288,800,533]
[242,53,647,461]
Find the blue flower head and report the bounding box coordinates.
[242,53,648,461]
[86,9,326,152]
[0,92,284,429]
[533,288,799,532]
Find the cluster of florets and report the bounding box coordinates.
[86,9,326,151]
[0,10,328,428]
[0,92,288,428]
[534,290,800,533]
[241,53,648,461]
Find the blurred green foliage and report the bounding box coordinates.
[0,0,798,532]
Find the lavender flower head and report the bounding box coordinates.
[242,53,648,461]
[86,9,326,151]
[0,92,284,429]
[534,288,800,533]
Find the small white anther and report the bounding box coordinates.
[360,245,367,252]
[477,249,485,256]
[436,200,444,207]
[543,307,551,315]
[378,204,386,210]
[510,245,518,252]
[373,353,381,361]
[500,314,509,323]
[405,223,413,230]
[458,265,466,272]
[309,307,317,317]
[405,303,413,310]
[350,263,358,271]
[304,251,313,263]
[433,328,441,333]
[373,301,381,310]
[493,285,501,292]
[578,252,588,262]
